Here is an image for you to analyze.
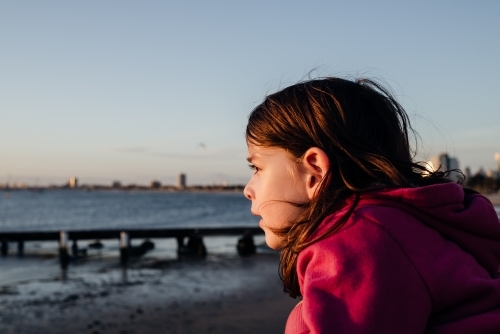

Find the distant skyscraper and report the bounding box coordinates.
[491,153,500,179]
[426,153,461,181]
[69,177,78,188]
[178,173,186,189]
[427,153,459,172]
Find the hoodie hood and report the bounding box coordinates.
[359,183,500,277]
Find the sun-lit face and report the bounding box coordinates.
[243,143,309,249]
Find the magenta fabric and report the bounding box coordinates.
[285,183,500,333]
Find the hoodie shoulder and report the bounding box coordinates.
[296,208,432,333]
[298,192,500,333]
[358,183,500,277]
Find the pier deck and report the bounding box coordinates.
[0,226,263,242]
[0,227,264,267]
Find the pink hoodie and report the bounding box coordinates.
[285,183,500,333]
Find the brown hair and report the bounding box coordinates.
[246,77,451,298]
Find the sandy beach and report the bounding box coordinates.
[0,250,297,334]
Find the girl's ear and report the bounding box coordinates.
[301,147,330,200]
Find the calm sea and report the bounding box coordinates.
[0,190,258,232]
[0,190,499,232]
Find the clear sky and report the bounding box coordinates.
[1,1,499,186]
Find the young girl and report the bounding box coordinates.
[243,77,500,333]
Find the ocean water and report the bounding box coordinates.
[1,189,498,232]
[0,190,264,288]
[0,189,258,232]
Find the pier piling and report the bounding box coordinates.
[71,239,78,257]
[178,235,207,257]
[237,231,256,256]
[176,236,184,249]
[1,239,8,256]
[59,231,70,269]
[120,231,129,265]
[17,240,24,256]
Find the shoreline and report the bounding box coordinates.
[0,253,297,334]
[0,186,245,193]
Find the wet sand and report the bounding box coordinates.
[0,252,297,334]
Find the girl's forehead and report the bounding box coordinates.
[247,144,294,163]
[247,144,283,156]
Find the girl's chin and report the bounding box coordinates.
[259,220,285,249]
[262,229,284,250]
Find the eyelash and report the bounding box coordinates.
[248,164,260,172]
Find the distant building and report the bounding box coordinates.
[112,181,122,188]
[489,153,500,180]
[69,177,78,188]
[464,167,471,180]
[427,153,459,172]
[486,169,497,179]
[426,153,461,181]
[178,173,186,189]
[149,180,161,189]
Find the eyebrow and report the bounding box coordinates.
[247,154,260,163]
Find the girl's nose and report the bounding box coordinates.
[243,183,253,200]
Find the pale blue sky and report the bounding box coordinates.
[1,1,499,185]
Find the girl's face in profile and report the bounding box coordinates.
[244,143,309,249]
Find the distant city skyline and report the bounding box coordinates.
[1,2,499,185]
[3,151,500,188]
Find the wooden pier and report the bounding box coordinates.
[0,227,263,268]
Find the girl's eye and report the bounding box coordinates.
[248,164,260,172]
